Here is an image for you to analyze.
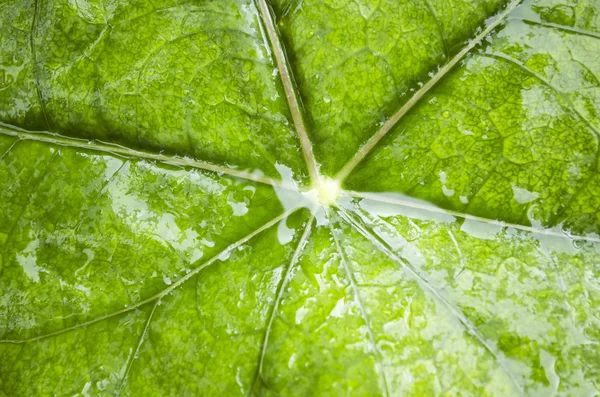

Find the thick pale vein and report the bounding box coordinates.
[335,0,523,181]
[335,205,525,396]
[328,211,390,397]
[0,208,298,344]
[249,215,314,395]
[255,0,320,182]
[343,190,600,242]
[0,0,598,394]
[0,139,19,160]
[0,126,294,189]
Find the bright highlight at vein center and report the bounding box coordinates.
[315,177,341,206]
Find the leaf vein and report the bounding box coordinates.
[507,17,600,39]
[484,52,600,142]
[335,205,525,396]
[249,214,314,395]
[335,0,523,180]
[341,190,600,242]
[423,0,449,58]
[0,209,298,344]
[0,126,293,189]
[328,211,390,397]
[30,0,50,130]
[255,0,319,182]
[116,300,158,396]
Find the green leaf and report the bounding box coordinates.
[0,0,599,395]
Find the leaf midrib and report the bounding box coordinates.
[328,213,390,397]
[255,0,320,182]
[334,0,524,180]
[6,0,596,239]
[334,204,525,396]
[0,0,535,232]
[4,123,595,242]
[249,214,315,395]
[343,190,600,243]
[3,2,598,392]
[1,0,591,368]
[0,126,291,189]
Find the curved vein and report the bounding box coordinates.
[507,17,600,39]
[335,0,523,181]
[30,0,50,130]
[249,214,314,395]
[116,300,158,396]
[547,162,599,227]
[423,0,449,58]
[343,190,600,243]
[255,0,320,182]
[335,205,525,396]
[0,208,297,345]
[484,52,600,140]
[328,211,390,397]
[0,126,294,189]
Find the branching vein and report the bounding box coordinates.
[507,17,600,39]
[0,126,296,190]
[484,52,600,141]
[249,214,314,395]
[343,190,600,243]
[335,0,523,181]
[255,0,320,182]
[423,0,449,58]
[116,300,158,396]
[335,205,524,396]
[328,211,390,397]
[0,208,298,344]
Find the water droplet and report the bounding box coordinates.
[442,111,450,118]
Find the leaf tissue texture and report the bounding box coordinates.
[0,0,599,395]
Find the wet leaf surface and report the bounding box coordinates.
[0,0,599,395]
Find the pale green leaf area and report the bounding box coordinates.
[0,0,599,395]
